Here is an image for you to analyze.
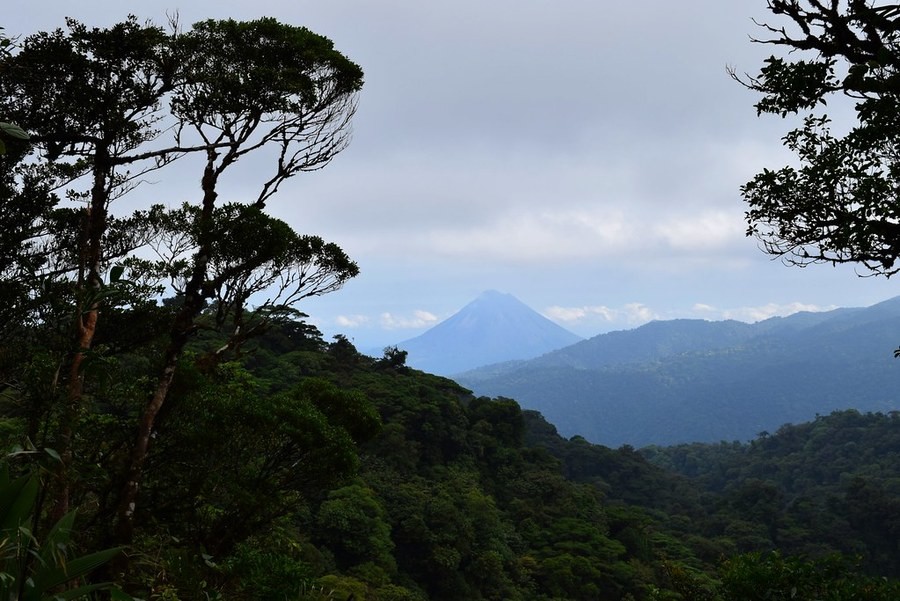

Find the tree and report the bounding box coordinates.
[144,372,380,556]
[2,17,202,519]
[377,346,409,371]
[736,1,900,275]
[315,483,395,574]
[0,16,363,545]
[116,19,363,540]
[719,552,900,601]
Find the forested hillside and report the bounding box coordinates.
[5,306,900,599]
[642,410,900,577]
[458,299,900,446]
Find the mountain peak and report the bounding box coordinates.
[397,292,582,375]
[475,289,515,300]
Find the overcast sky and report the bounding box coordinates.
[10,1,900,349]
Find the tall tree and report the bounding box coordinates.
[735,1,900,275]
[0,18,183,515]
[115,17,362,543]
[0,16,363,540]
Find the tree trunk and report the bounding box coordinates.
[53,146,111,520]
[114,153,220,545]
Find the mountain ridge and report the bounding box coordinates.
[455,296,900,446]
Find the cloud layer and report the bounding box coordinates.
[9,1,900,348]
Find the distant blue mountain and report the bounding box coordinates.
[396,290,583,376]
[456,296,900,447]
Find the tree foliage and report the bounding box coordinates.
[737,1,900,275]
[0,13,363,552]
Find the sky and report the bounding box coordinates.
[9,1,900,350]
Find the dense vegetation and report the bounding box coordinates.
[643,409,900,577]
[5,310,900,599]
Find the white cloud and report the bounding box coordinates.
[543,303,657,327]
[335,314,370,328]
[546,300,837,338]
[721,302,837,322]
[685,301,837,323]
[654,211,745,252]
[379,310,439,330]
[693,303,717,313]
[623,303,658,323]
[543,306,586,322]
[549,300,836,332]
[275,134,762,270]
[415,207,635,264]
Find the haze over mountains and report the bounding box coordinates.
[455,296,900,447]
[395,290,582,375]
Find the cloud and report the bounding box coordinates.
[693,303,717,313]
[720,302,837,322]
[290,165,757,270]
[623,303,658,323]
[548,300,836,332]
[416,207,637,264]
[379,310,439,330]
[280,141,758,269]
[684,301,838,323]
[654,211,745,252]
[544,305,616,323]
[335,314,370,328]
[543,303,657,326]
